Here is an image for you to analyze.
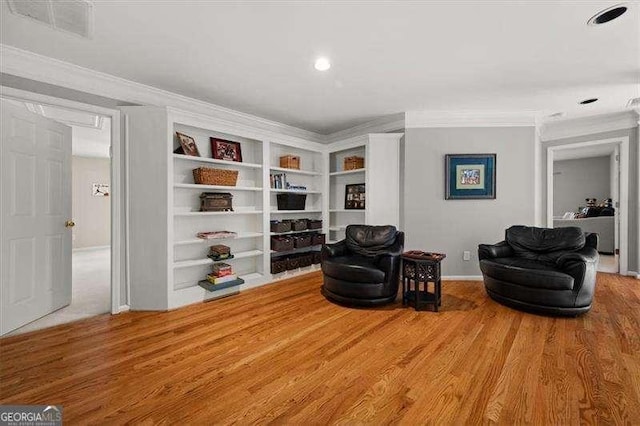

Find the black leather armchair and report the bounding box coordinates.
[321,225,404,306]
[479,225,599,316]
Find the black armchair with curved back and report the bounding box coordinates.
[479,225,599,316]
[321,225,404,306]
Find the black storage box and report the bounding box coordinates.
[293,234,312,248]
[286,256,301,270]
[270,220,291,233]
[311,233,326,246]
[271,257,288,274]
[307,219,322,229]
[271,236,294,252]
[298,253,313,268]
[277,193,306,210]
[312,251,322,264]
[286,219,307,231]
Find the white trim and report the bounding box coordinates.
[118,304,131,313]
[0,44,324,144]
[405,110,538,128]
[442,275,483,281]
[540,111,637,142]
[324,113,405,143]
[534,121,542,226]
[546,136,630,275]
[72,245,110,252]
[0,85,126,315]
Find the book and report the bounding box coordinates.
[197,231,237,240]
[206,274,238,285]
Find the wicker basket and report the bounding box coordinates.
[193,167,238,186]
[344,156,365,171]
[280,155,300,170]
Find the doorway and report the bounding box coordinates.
[547,137,630,275]
[0,88,124,336]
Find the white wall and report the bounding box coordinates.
[404,126,536,276]
[72,156,110,249]
[553,156,610,216]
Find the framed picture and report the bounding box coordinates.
[211,138,243,162]
[445,154,496,200]
[176,132,200,157]
[92,183,109,197]
[345,183,366,209]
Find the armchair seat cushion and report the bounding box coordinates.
[322,255,385,283]
[480,258,574,291]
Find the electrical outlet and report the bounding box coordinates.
[463,251,471,261]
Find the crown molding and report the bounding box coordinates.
[405,110,538,128]
[539,110,639,142]
[324,113,405,143]
[0,44,325,144]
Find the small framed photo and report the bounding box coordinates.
[92,183,109,197]
[176,132,200,157]
[211,138,243,162]
[445,154,496,200]
[345,183,366,209]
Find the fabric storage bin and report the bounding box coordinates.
[312,251,322,264]
[270,220,291,233]
[286,256,301,270]
[271,257,288,274]
[293,234,312,248]
[307,219,322,229]
[277,193,306,210]
[271,236,294,252]
[311,233,326,246]
[298,253,313,268]
[286,219,307,231]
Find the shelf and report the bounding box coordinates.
[174,183,262,191]
[270,188,322,194]
[271,245,322,257]
[329,168,366,176]
[327,240,338,244]
[329,226,346,232]
[270,166,321,176]
[173,154,262,169]
[173,250,264,269]
[330,209,365,213]
[174,210,263,217]
[174,232,263,246]
[270,229,321,236]
[270,210,322,214]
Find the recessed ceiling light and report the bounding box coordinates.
[314,57,331,71]
[588,4,628,25]
[580,98,598,105]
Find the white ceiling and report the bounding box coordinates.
[1,1,638,134]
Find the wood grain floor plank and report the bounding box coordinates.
[2,271,639,424]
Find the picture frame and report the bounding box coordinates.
[345,183,366,210]
[211,138,243,162]
[445,154,496,200]
[92,183,109,197]
[175,132,200,157]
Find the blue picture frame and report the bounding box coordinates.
[445,154,496,200]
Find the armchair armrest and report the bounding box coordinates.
[478,241,514,260]
[556,247,599,269]
[321,239,347,260]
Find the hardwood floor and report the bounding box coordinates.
[1,271,639,424]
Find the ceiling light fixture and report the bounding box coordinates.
[580,98,598,105]
[588,4,628,25]
[314,57,331,71]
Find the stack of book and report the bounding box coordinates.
[270,173,307,191]
[198,262,245,292]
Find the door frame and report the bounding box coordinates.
[546,136,630,275]
[0,86,128,313]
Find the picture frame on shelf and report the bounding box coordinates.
[345,183,366,210]
[445,153,496,200]
[211,138,243,162]
[175,132,200,157]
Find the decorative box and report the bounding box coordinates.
[270,220,292,233]
[211,262,233,276]
[280,155,300,170]
[271,236,294,252]
[200,192,233,212]
[277,193,306,210]
[286,219,307,231]
[307,219,322,229]
[293,234,312,248]
[344,156,365,171]
[311,234,326,246]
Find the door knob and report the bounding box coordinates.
[65,220,75,228]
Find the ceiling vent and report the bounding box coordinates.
[7,0,93,38]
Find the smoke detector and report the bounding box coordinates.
[7,0,94,39]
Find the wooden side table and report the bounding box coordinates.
[401,251,446,312]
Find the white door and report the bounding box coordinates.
[1,100,72,335]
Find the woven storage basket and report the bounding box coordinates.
[344,156,365,171]
[193,167,238,186]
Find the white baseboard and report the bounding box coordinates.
[442,275,483,281]
[626,271,640,279]
[73,245,110,252]
[117,304,130,313]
